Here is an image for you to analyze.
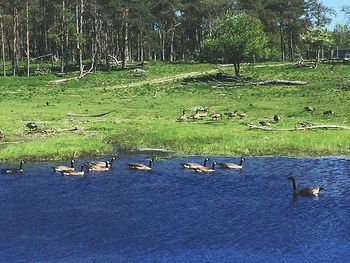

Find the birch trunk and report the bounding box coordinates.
[121,6,129,68]
[0,13,5,76]
[26,0,30,76]
[279,23,285,62]
[12,6,18,76]
[170,25,175,62]
[76,0,84,77]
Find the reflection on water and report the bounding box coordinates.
[0,156,350,263]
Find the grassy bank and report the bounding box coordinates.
[0,61,349,161]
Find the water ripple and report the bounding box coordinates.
[0,156,349,262]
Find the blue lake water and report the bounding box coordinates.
[0,155,350,263]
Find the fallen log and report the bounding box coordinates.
[247,124,350,131]
[256,79,307,86]
[48,77,79,84]
[67,110,116,117]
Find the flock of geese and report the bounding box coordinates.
[1,156,323,197]
[177,105,333,126]
[177,108,249,122]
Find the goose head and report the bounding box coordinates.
[149,158,155,167]
[19,160,25,169]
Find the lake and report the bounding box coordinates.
[0,155,349,263]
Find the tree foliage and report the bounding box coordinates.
[0,0,344,77]
[300,27,334,62]
[332,24,350,49]
[204,13,267,76]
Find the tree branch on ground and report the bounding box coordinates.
[247,124,350,131]
[67,110,116,117]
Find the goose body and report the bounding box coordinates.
[259,120,271,126]
[288,176,323,197]
[128,159,154,171]
[304,106,315,113]
[237,111,247,118]
[0,130,5,140]
[26,122,37,130]
[210,113,222,120]
[89,157,116,167]
[194,162,217,173]
[197,108,209,118]
[273,114,281,122]
[181,158,210,170]
[224,111,237,119]
[177,109,187,122]
[1,160,25,174]
[53,160,75,172]
[189,110,201,120]
[88,161,110,172]
[219,158,245,169]
[323,110,333,115]
[61,164,85,177]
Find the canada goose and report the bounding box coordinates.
[259,120,271,126]
[88,161,110,172]
[177,109,187,122]
[219,158,245,169]
[197,108,209,118]
[53,160,75,172]
[288,176,324,197]
[323,110,333,115]
[1,160,25,174]
[26,122,37,130]
[181,158,210,170]
[224,111,237,119]
[210,113,222,120]
[189,109,201,120]
[237,111,247,118]
[89,156,116,167]
[0,130,4,140]
[304,106,315,113]
[128,158,154,171]
[295,121,312,128]
[273,114,281,122]
[61,164,86,177]
[194,162,217,173]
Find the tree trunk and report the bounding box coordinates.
[43,6,48,54]
[12,6,18,76]
[76,0,84,77]
[26,0,30,77]
[288,28,293,61]
[0,13,6,76]
[279,23,285,62]
[92,0,97,71]
[140,30,144,62]
[208,13,212,38]
[233,63,240,77]
[137,33,140,61]
[60,0,65,73]
[170,25,175,62]
[79,0,84,76]
[121,6,129,69]
[160,27,165,61]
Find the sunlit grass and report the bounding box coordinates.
[0,62,349,161]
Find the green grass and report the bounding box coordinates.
[0,61,349,161]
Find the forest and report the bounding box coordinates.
[0,0,350,77]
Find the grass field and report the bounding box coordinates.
[0,61,349,161]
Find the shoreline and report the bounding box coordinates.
[1,62,349,162]
[1,143,349,163]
